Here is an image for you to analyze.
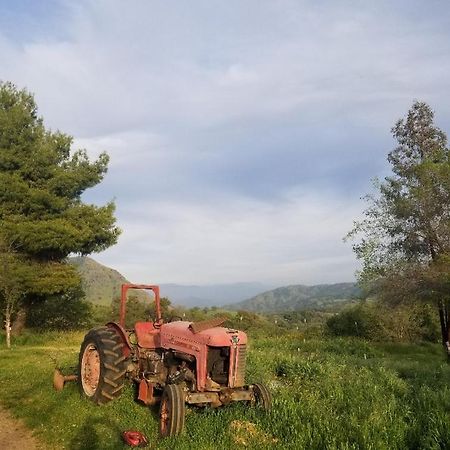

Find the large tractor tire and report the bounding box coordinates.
[252,383,272,411]
[159,384,186,437]
[78,326,127,405]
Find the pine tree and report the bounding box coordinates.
[0,82,120,343]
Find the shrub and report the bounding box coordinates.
[26,288,92,330]
[326,302,441,343]
[326,303,382,339]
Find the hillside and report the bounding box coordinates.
[70,257,360,312]
[159,282,273,307]
[69,257,271,307]
[69,256,148,305]
[228,282,361,312]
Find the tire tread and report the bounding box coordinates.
[78,326,127,405]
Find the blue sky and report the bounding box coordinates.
[1,0,449,285]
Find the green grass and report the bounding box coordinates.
[1,331,450,449]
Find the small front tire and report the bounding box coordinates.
[159,384,186,437]
[252,383,272,411]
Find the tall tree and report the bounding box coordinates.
[347,101,450,346]
[0,82,120,342]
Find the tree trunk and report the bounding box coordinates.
[438,300,450,353]
[5,308,11,349]
[11,308,26,336]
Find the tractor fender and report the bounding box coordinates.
[106,322,132,357]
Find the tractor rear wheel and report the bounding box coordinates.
[252,383,272,411]
[159,384,186,437]
[78,326,127,405]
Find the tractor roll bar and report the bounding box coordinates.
[120,284,162,328]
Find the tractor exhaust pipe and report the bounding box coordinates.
[53,368,78,391]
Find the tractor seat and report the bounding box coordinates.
[135,322,160,348]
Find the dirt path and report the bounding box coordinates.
[0,406,43,450]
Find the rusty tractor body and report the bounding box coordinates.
[78,283,271,437]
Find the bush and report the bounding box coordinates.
[326,303,382,339]
[326,302,441,343]
[26,288,92,330]
[225,311,279,335]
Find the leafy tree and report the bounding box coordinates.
[184,306,207,322]
[0,82,120,341]
[0,240,34,348]
[110,295,173,328]
[347,101,450,346]
[147,296,172,321]
[26,286,92,331]
[110,294,148,328]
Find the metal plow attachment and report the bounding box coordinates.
[53,368,78,391]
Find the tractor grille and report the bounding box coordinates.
[233,344,247,387]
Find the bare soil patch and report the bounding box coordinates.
[0,406,43,450]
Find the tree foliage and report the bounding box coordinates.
[348,102,449,278]
[326,302,440,342]
[347,101,450,343]
[0,82,120,339]
[26,286,92,330]
[110,295,172,328]
[0,82,120,260]
[0,240,35,347]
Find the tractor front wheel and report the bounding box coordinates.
[159,384,186,437]
[78,327,127,405]
[252,383,272,411]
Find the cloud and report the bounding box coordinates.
[92,189,362,285]
[4,0,449,135]
[1,0,449,284]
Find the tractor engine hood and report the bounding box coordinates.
[160,321,247,347]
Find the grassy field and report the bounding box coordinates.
[1,330,450,449]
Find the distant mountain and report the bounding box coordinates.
[69,257,272,307]
[159,283,273,307]
[69,256,148,306]
[228,283,361,313]
[70,257,359,312]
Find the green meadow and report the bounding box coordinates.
[1,331,450,449]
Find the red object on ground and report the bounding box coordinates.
[122,430,148,447]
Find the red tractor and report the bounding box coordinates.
[78,284,271,437]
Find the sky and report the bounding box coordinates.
[1,0,449,286]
